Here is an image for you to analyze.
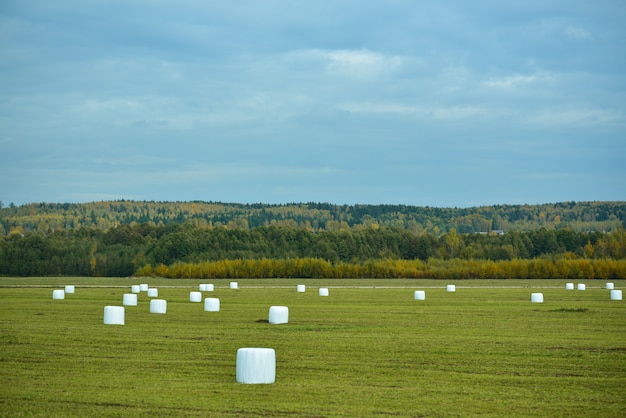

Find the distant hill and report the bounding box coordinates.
[1,200,624,236]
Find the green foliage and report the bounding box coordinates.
[1,221,626,277]
[2,200,625,278]
[1,200,625,235]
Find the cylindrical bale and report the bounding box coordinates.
[319,288,329,296]
[131,285,141,293]
[190,291,202,302]
[64,285,75,294]
[297,284,306,293]
[236,348,276,384]
[414,290,426,300]
[577,283,586,291]
[140,284,149,292]
[52,289,65,300]
[606,282,615,290]
[123,293,138,306]
[150,299,167,314]
[446,285,456,292]
[531,293,544,303]
[204,298,220,312]
[206,284,214,292]
[565,283,574,290]
[199,284,207,291]
[269,306,289,324]
[230,282,239,289]
[610,290,622,301]
[103,306,125,325]
[147,288,158,297]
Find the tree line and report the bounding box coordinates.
[1,200,625,237]
[1,222,624,278]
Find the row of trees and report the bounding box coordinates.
[2,200,625,236]
[1,222,625,277]
[136,258,626,280]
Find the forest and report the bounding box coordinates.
[1,200,625,236]
[1,199,625,279]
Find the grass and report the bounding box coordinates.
[1,278,625,417]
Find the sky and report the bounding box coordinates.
[1,1,625,208]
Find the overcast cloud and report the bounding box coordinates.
[1,1,624,207]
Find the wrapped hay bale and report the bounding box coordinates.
[269,306,289,324]
[236,348,276,384]
[104,306,125,325]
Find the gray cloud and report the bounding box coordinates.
[1,0,624,207]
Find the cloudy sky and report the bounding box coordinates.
[1,1,624,207]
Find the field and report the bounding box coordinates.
[1,278,625,417]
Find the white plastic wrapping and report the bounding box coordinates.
[123,293,138,306]
[577,283,586,291]
[447,285,456,292]
[236,348,276,384]
[414,290,426,300]
[319,288,329,296]
[565,283,574,290]
[297,284,306,293]
[190,291,202,302]
[52,289,65,300]
[610,290,622,301]
[103,306,125,325]
[204,298,220,312]
[269,306,289,324]
[150,299,167,314]
[606,282,615,290]
[64,285,75,294]
[140,284,149,291]
[230,282,239,289]
[131,285,141,293]
[147,288,158,297]
[531,293,544,303]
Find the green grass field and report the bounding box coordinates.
[1,278,625,417]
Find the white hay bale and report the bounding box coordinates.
[446,285,456,292]
[52,289,65,300]
[190,291,202,302]
[236,348,276,384]
[610,290,622,301]
[103,306,125,325]
[319,288,329,296]
[230,282,239,289]
[204,298,220,312]
[297,284,306,293]
[565,283,574,290]
[131,285,141,293]
[140,284,149,292]
[150,299,167,314]
[577,283,586,291]
[64,285,75,294]
[199,284,207,291]
[269,306,289,324]
[414,290,426,300]
[123,293,138,306]
[206,284,214,292]
[606,282,615,290]
[531,293,544,303]
[147,288,158,297]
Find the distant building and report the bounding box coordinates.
[477,230,505,235]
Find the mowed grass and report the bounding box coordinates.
[1,278,625,417]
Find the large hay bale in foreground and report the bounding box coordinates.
[236,348,276,384]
